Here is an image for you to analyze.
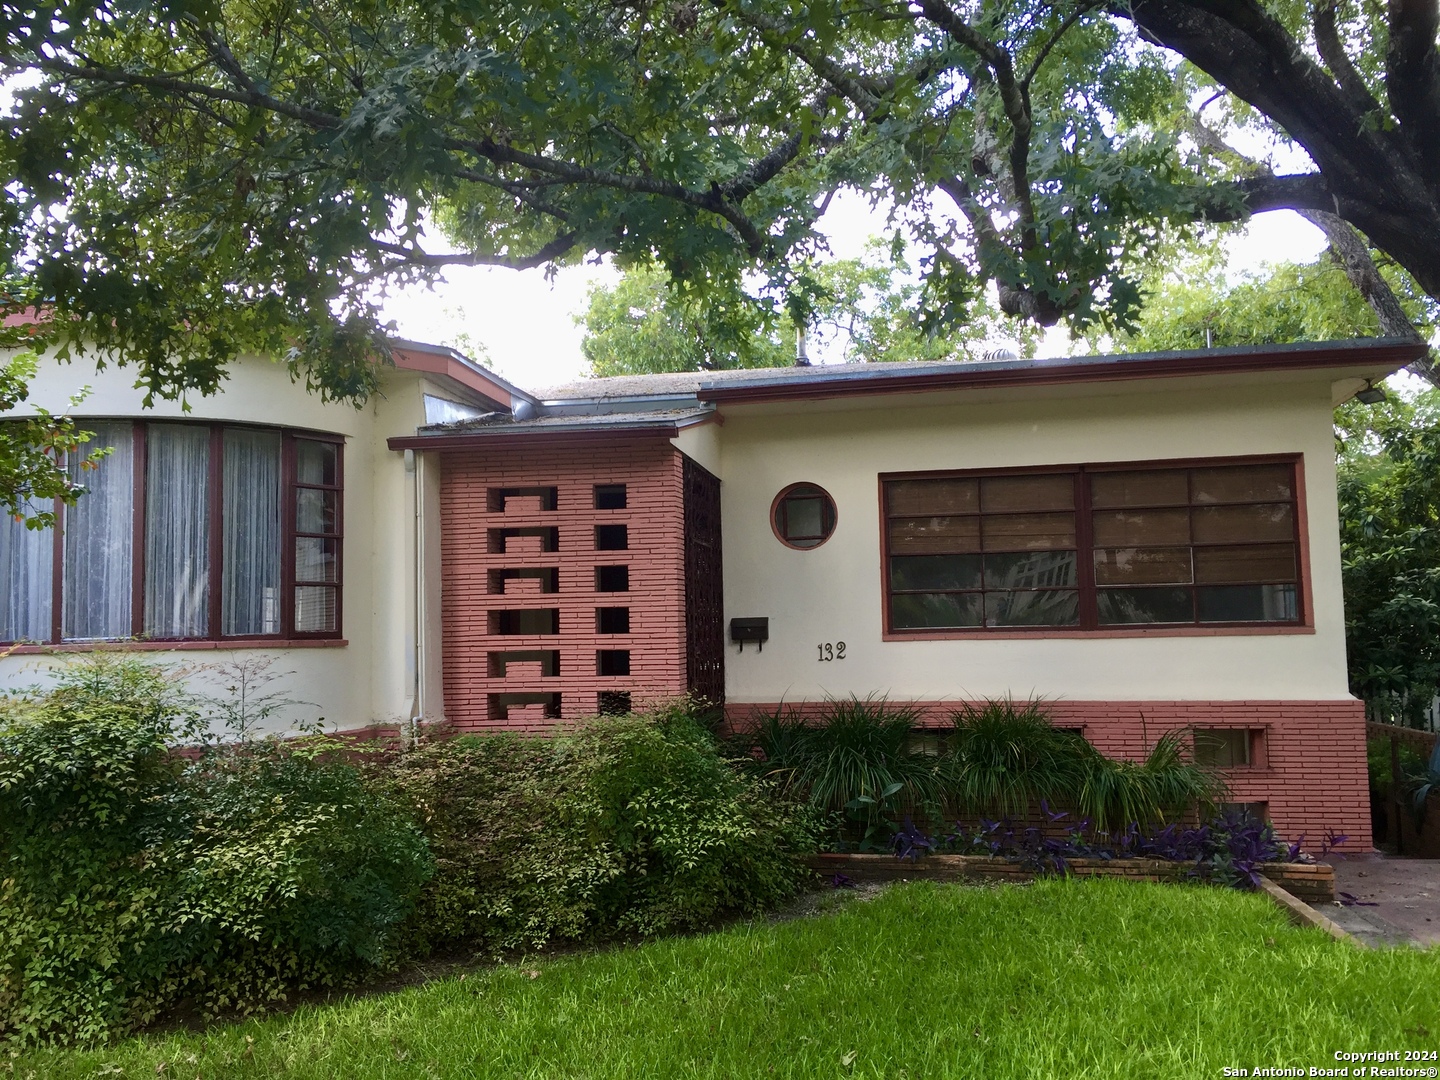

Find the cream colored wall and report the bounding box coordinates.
[715,374,1353,704]
[672,420,722,476]
[0,351,442,734]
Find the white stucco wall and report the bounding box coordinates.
[0,351,457,734]
[715,372,1354,704]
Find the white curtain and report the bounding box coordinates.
[143,424,210,638]
[222,428,281,635]
[62,422,135,640]
[0,506,53,641]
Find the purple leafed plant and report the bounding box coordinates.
[889,807,1328,891]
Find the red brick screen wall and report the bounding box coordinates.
[439,437,689,732]
[725,698,1372,850]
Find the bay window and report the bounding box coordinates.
[883,458,1303,633]
[0,421,343,644]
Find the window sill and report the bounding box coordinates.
[881,624,1316,641]
[2,638,348,655]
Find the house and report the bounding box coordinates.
[2,335,1428,849]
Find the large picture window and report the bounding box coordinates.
[883,459,1302,633]
[0,422,343,644]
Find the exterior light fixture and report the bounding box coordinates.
[1355,381,1386,405]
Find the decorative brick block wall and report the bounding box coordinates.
[439,437,690,732]
[725,698,1372,850]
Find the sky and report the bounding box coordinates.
[375,192,1333,393]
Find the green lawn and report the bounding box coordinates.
[15,879,1440,1079]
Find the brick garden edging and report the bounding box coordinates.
[801,853,1336,903]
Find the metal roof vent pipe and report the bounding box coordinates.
[795,326,812,367]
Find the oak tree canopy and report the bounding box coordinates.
[1,0,1438,514]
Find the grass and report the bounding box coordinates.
[13,878,1440,1079]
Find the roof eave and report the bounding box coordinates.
[390,339,537,410]
[387,422,683,452]
[695,341,1428,405]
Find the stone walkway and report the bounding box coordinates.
[1326,854,1440,947]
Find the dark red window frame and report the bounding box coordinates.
[880,455,1306,635]
[285,431,345,639]
[771,482,838,550]
[5,419,344,645]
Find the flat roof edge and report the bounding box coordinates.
[696,341,1427,405]
[388,424,683,452]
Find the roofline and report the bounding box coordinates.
[387,423,682,452]
[537,394,703,411]
[390,339,536,409]
[695,340,1428,405]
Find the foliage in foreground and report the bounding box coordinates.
[384,705,816,953]
[739,697,1227,840]
[0,656,816,1047]
[13,879,1439,1080]
[0,657,433,1046]
[1338,402,1440,726]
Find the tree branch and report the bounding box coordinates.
[1180,172,1334,219]
[369,233,579,272]
[18,54,775,257]
[935,176,1064,324]
[442,135,771,255]
[1384,0,1440,181]
[1311,0,1383,116]
[1185,109,1435,381]
[1022,0,1102,90]
[1114,0,1416,199]
[728,7,884,113]
[22,56,343,130]
[916,0,1038,246]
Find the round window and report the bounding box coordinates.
[772,483,837,549]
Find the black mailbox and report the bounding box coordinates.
[730,617,769,652]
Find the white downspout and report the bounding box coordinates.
[404,448,424,747]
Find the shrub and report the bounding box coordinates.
[1404,740,1440,828]
[737,696,940,835]
[388,703,814,952]
[1076,729,1227,829]
[173,740,433,1016]
[943,699,1091,820]
[739,697,1225,842]
[0,656,431,1046]
[0,656,200,1044]
[945,699,1225,829]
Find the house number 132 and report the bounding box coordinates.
[817,642,846,661]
